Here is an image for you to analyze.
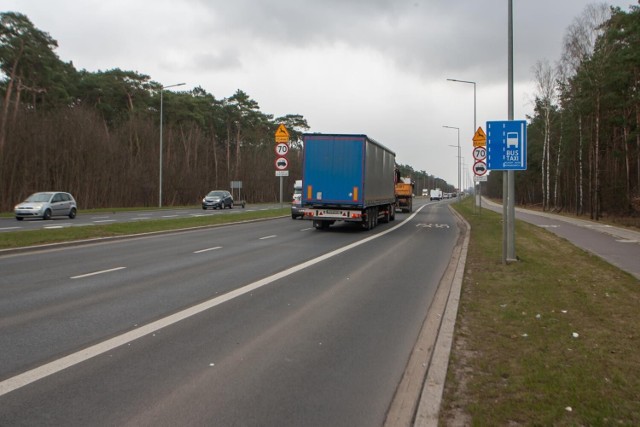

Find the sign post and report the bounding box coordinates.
[472,127,487,212]
[486,119,528,263]
[274,124,290,207]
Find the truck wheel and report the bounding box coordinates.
[381,206,390,223]
[314,220,329,230]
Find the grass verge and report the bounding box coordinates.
[441,197,640,425]
[0,208,289,250]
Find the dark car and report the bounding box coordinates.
[202,190,233,209]
[14,191,77,220]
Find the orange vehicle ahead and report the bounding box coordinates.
[394,173,414,213]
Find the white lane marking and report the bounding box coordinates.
[70,267,127,280]
[539,224,560,228]
[91,216,110,219]
[0,227,21,231]
[93,220,117,223]
[259,235,277,240]
[0,206,425,397]
[616,239,638,243]
[44,226,65,229]
[162,215,179,218]
[193,246,222,254]
[137,213,152,217]
[300,227,314,231]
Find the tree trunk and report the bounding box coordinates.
[594,92,601,220]
[0,52,22,153]
[553,113,564,210]
[578,115,584,216]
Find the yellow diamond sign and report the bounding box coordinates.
[275,124,289,143]
[472,127,486,147]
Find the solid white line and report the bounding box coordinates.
[70,267,127,279]
[0,227,21,231]
[259,235,277,240]
[0,206,425,397]
[193,246,222,254]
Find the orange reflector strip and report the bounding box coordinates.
[353,187,358,201]
[307,185,312,199]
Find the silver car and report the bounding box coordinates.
[15,192,77,220]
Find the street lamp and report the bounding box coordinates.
[159,82,186,208]
[443,125,460,202]
[446,79,476,131]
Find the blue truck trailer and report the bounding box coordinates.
[301,133,396,230]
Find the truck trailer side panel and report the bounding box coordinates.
[301,134,396,229]
[302,134,395,207]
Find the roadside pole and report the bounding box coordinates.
[275,124,290,209]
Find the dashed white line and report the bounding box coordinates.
[70,267,126,279]
[93,220,117,223]
[0,207,423,397]
[162,215,179,218]
[0,227,21,231]
[259,235,277,240]
[194,246,223,254]
[300,227,314,231]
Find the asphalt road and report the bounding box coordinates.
[0,203,283,233]
[0,199,460,426]
[481,198,640,280]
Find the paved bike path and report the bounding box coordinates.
[482,198,640,280]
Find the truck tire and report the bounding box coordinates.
[381,206,390,223]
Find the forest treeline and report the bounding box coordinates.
[0,12,448,211]
[2,5,638,217]
[484,4,640,219]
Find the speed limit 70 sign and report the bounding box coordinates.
[275,142,289,156]
[473,146,486,160]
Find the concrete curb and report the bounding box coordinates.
[413,207,470,426]
[383,204,470,426]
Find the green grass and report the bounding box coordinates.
[440,198,640,425]
[0,208,289,250]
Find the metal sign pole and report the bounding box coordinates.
[506,0,516,262]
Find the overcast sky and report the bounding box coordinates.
[3,0,636,187]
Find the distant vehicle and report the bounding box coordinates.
[395,173,413,213]
[291,180,303,219]
[14,191,77,220]
[430,189,443,201]
[202,190,233,209]
[507,132,519,148]
[421,189,429,197]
